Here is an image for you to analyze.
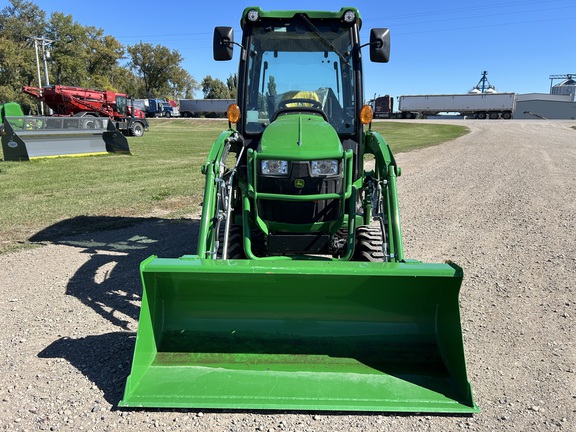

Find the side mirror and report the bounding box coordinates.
[213,27,234,61]
[369,28,390,63]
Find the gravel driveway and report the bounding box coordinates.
[1,119,574,431]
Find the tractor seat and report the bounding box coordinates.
[281,90,321,107]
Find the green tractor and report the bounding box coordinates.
[120,7,478,413]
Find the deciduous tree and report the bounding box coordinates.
[201,75,230,99]
[0,0,45,102]
[127,42,198,98]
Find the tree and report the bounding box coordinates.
[44,12,130,91]
[0,0,45,44]
[0,0,197,104]
[45,12,91,86]
[226,73,238,99]
[165,67,197,100]
[201,75,230,99]
[267,76,277,97]
[84,30,125,90]
[106,67,145,98]
[0,0,46,102]
[1,2,136,96]
[0,37,28,103]
[127,42,198,98]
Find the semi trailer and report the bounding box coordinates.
[397,92,516,119]
[179,98,236,117]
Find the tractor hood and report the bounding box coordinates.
[258,113,343,160]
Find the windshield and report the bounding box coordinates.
[244,18,355,135]
[116,95,127,115]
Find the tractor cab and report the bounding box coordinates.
[215,8,389,142]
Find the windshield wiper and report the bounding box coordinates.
[298,14,350,67]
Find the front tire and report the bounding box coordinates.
[218,225,245,259]
[130,122,144,137]
[353,226,386,262]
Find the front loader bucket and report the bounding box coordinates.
[120,257,478,413]
[1,116,129,161]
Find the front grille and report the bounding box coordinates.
[257,161,342,224]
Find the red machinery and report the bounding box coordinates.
[23,85,149,137]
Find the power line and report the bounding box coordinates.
[377,5,575,28]
[362,0,571,22]
[389,15,576,36]
[92,1,575,47]
[117,32,211,40]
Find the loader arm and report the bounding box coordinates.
[364,129,404,261]
[197,129,243,257]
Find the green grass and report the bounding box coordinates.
[371,121,469,152]
[0,118,468,253]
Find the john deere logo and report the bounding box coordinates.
[294,179,305,188]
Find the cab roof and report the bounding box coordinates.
[240,7,362,29]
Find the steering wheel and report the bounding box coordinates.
[277,98,323,110]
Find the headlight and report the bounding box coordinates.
[311,160,338,176]
[261,160,288,175]
[247,9,259,22]
[343,10,356,23]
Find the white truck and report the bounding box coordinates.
[178,99,235,118]
[397,92,517,119]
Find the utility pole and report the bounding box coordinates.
[32,36,54,115]
[33,38,43,114]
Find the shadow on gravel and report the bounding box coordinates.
[30,215,199,328]
[32,216,199,405]
[38,332,135,405]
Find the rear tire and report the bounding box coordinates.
[353,226,386,262]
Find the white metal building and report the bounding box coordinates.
[514,78,576,119]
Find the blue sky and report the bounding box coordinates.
[8,0,576,99]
